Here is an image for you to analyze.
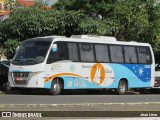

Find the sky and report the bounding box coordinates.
[41,0,58,6]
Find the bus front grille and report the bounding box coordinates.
[15,80,27,85]
[12,72,30,85]
[13,72,29,77]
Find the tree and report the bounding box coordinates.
[54,0,119,36]
[0,5,85,58]
[54,0,160,48]
[3,39,20,59]
[113,0,160,48]
[1,0,160,59]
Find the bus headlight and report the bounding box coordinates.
[29,71,43,78]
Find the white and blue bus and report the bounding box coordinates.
[8,35,155,95]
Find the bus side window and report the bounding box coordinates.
[68,43,80,61]
[110,45,124,63]
[95,44,110,62]
[79,43,95,62]
[137,47,152,64]
[124,46,138,63]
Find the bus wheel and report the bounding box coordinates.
[50,79,62,95]
[150,89,159,94]
[21,89,32,95]
[117,80,127,95]
[2,81,11,91]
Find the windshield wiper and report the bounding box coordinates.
[11,59,22,65]
[12,59,38,65]
[26,59,38,64]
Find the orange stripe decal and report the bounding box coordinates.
[44,73,83,83]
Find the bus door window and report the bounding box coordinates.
[47,44,60,64]
[59,42,69,60]
[47,42,69,64]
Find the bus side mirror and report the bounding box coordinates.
[156,66,160,71]
[52,44,57,52]
[16,46,20,51]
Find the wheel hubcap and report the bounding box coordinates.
[54,82,60,93]
[120,84,125,93]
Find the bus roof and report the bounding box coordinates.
[27,35,151,47]
[71,35,117,41]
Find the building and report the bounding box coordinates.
[17,0,58,7]
[0,0,5,13]
[16,0,35,7]
[0,0,11,21]
[0,0,58,21]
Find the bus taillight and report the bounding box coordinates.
[154,80,158,84]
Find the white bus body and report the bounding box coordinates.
[8,35,155,95]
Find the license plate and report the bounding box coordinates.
[16,77,23,81]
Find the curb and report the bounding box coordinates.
[0,91,21,95]
[0,90,141,95]
[1,102,160,108]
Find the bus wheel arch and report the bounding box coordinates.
[117,78,128,95]
[50,77,64,95]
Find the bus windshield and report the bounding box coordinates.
[12,40,51,65]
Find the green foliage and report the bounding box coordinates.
[3,39,21,59]
[54,0,160,48]
[0,0,160,59]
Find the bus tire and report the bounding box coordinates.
[50,79,62,95]
[21,89,32,94]
[150,89,159,94]
[2,81,11,91]
[117,80,127,95]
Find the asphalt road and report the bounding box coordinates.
[0,91,160,104]
[0,91,160,118]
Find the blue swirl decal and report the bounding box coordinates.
[122,64,151,82]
